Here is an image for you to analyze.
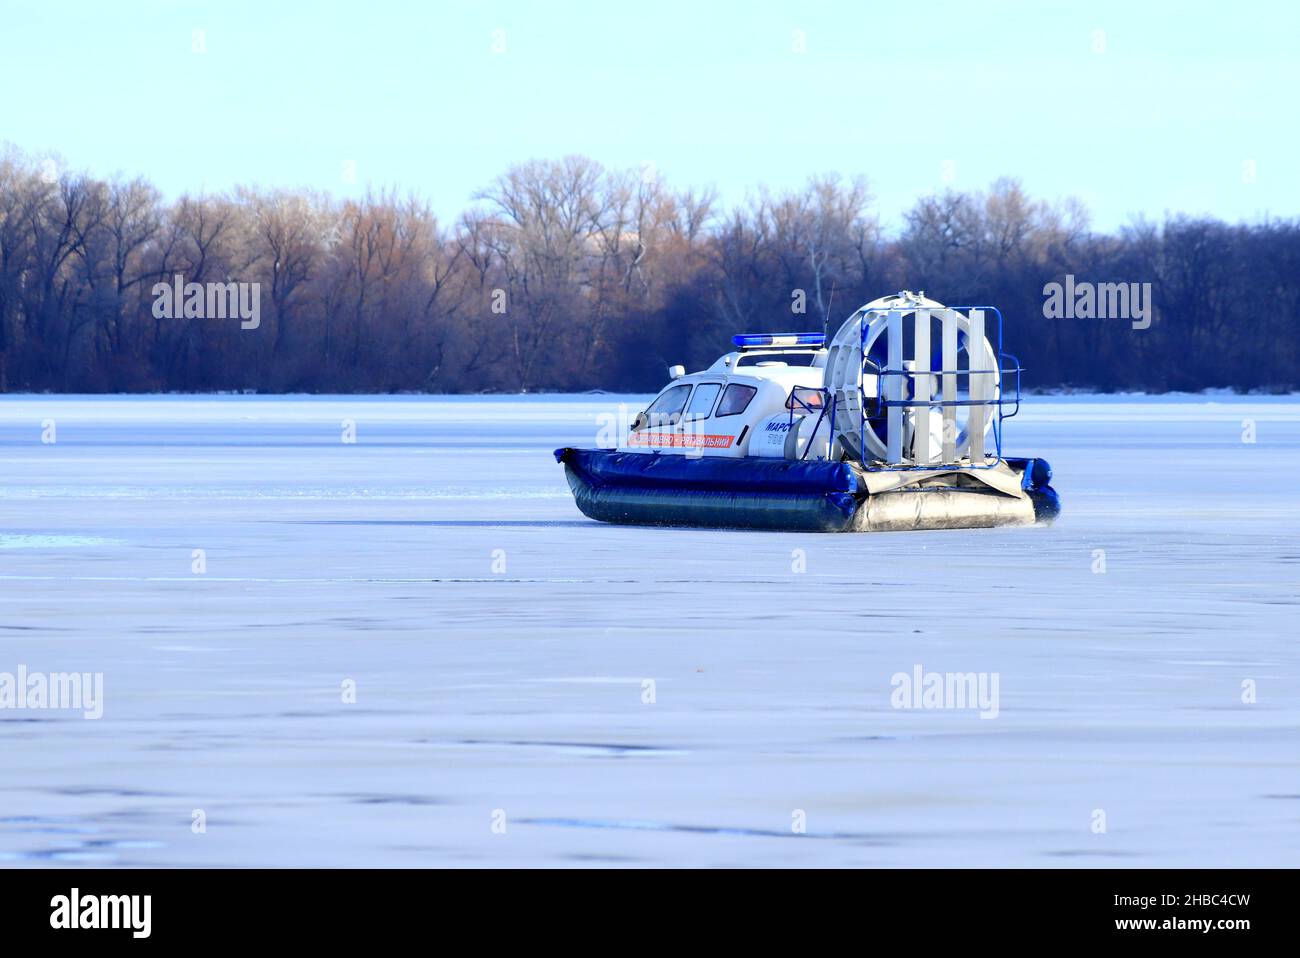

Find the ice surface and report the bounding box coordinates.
[0,393,1297,867]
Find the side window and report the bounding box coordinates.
[715,383,758,417]
[642,383,692,428]
[786,386,825,411]
[684,383,721,421]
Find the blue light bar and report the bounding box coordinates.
[731,332,825,349]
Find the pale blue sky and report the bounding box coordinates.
[2,0,1295,232]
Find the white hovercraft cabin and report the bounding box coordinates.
[622,332,829,458]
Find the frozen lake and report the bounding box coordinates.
[1,393,1297,867]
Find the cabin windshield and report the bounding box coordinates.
[684,383,722,420]
[643,383,692,427]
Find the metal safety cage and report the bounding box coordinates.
[859,305,1022,471]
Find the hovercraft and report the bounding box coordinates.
[556,291,1059,532]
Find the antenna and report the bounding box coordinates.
[822,282,837,343]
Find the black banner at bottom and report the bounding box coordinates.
[0,868,1290,945]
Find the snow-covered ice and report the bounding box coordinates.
[0,393,1297,867]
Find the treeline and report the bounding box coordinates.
[1,145,1297,394]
